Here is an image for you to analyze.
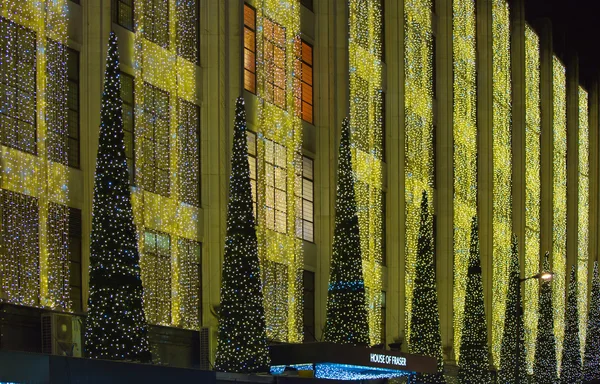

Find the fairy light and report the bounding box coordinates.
[524,25,541,374]
[452,0,477,361]
[0,1,70,311]
[349,0,384,346]
[491,0,511,368]
[132,0,201,329]
[578,86,589,360]
[552,55,567,369]
[404,0,433,343]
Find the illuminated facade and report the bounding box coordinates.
[0,0,599,377]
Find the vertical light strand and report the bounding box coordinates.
[524,25,541,374]
[453,0,477,361]
[491,0,512,368]
[578,86,589,360]
[404,0,433,343]
[253,0,303,342]
[349,0,384,345]
[552,56,567,369]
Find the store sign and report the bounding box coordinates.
[369,353,407,367]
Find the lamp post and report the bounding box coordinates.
[514,270,553,383]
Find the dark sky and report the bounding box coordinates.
[524,0,600,85]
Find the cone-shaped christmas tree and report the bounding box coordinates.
[457,216,490,384]
[498,235,527,384]
[560,265,581,384]
[85,31,151,362]
[323,117,369,345]
[533,254,557,384]
[214,97,269,373]
[409,191,445,384]
[583,261,600,382]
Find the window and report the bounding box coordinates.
[143,231,171,325]
[294,39,313,124]
[143,83,170,197]
[67,48,80,168]
[144,0,169,48]
[0,17,37,154]
[177,0,199,64]
[121,72,135,185]
[263,18,286,108]
[381,191,386,265]
[112,0,134,31]
[301,0,313,11]
[247,131,258,218]
[46,40,68,165]
[68,207,82,313]
[265,139,287,233]
[178,238,201,330]
[295,154,314,242]
[243,4,256,93]
[0,190,39,306]
[179,99,200,206]
[303,270,315,342]
[381,291,386,345]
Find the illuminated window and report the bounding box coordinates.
[0,17,37,155]
[381,191,386,265]
[178,99,200,206]
[68,207,82,313]
[294,39,313,124]
[67,48,80,168]
[263,18,286,109]
[177,0,199,64]
[265,139,287,233]
[178,238,201,329]
[144,230,171,325]
[111,0,134,31]
[247,131,257,218]
[144,0,169,49]
[303,270,315,342]
[121,72,135,186]
[243,3,256,94]
[295,154,314,242]
[142,83,170,197]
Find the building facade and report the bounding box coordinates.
[0,0,598,375]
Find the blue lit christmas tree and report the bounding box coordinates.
[533,255,557,384]
[583,261,600,382]
[85,31,151,362]
[560,265,581,383]
[323,117,369,346]
[214,97,269,373]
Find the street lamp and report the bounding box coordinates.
[514,268,554,383]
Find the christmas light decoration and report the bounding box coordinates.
[560,266,581,384]
[552,56,567,369]
[583,261,600,381]
[498,236,527,384]
[524,24,541,374]
[349,0,384,346]
[214,97,270,373]
[271,363,412,381]
[85,31,151,362]
[404,0,433,342]
[577,86,589,360]
[250,0,303,342]
[491,0,512,368]
[409,191,445,384]
[324,117,369,346]
[131,0,201,329]
[0,0,71,311]
[533,255,558,384]
[457,217,491,383]
[452,0,477,361]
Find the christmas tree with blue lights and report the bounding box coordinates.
[323,117,370,346]
[560,265,581,384]
[583,261,600,382]
[457,216,491,384]
[214,97,269,373]
[409,191,446,384]
[533,254,557,384]
[85,31,151,362]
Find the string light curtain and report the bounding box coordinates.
[578,87,589,360]
[132,0,201,330]
[349,0,385,346]
[404,0,433,344]
[0,0,70,311]
[452,0,477,361]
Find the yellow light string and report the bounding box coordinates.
[453,0,477,361]
[491,0,512,368]
[404,0,433,344]
[524,25,541,374]
[349,0,384,346]
[578,86,589,361]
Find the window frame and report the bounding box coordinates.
[144,230,172,325]
[294,39,313,124]
[68,207,82,313]
[263,18,287,109]
[302,270,315,342]
[243,3,257,94]
[121,72,136,186]
[295,154,314,242]
[66,47,80,168]
[176,0,200,65]
[144,0,170,49]
[247,130,258,218]
[264,138,287,233]
[111,0,135,32]
[178,98,201,206]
